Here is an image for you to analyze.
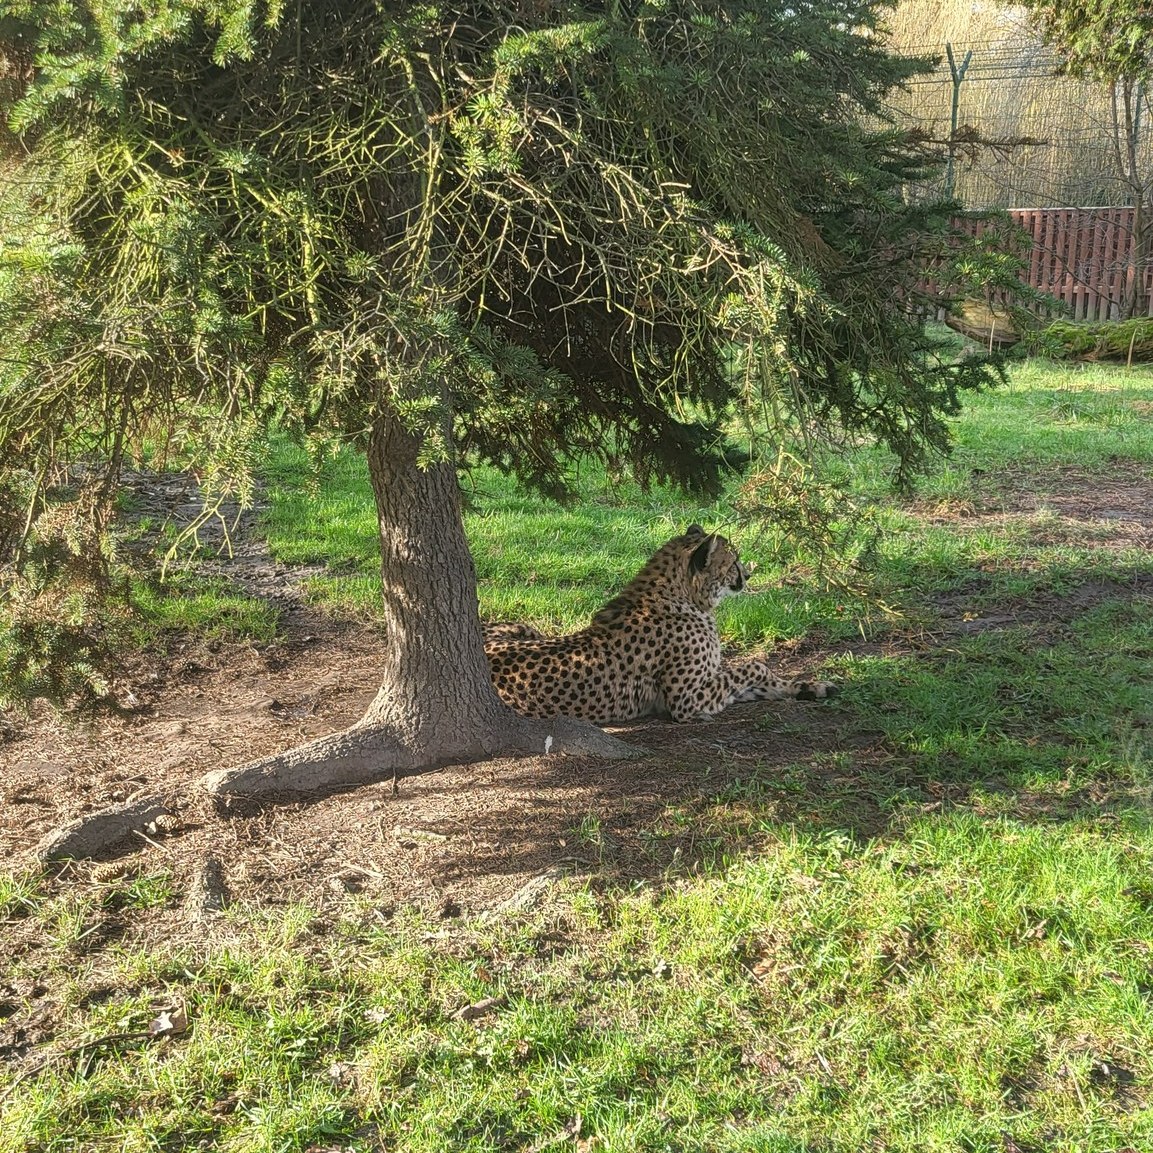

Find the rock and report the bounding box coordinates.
[487,862,586,916]
[393,825,449,845]
[35,797,169,862]
[452,995,505,1021]
[154,751,193,775]
[327,869,367,895]
[943,299,1019,348]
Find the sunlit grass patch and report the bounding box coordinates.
[4,816,1153,1152]
[837,602,1153,791]
[260,437,863,642]
[131,573,280,641]
[916,358,1153,483]
[0,870,42,919]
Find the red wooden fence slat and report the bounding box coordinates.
[1026,208,1043,297]
[1096,210,1111,321]
[1069,208,1083,319]
[1059,210,1074,311]
[1054,211,1069,303]
[1096,212,1111,321]
[1032,208,1047,314]
[1104,209,1118,320]
[1069,210,1088,320]
[1084,214,1100,319]
[1110,208,1126,319]
[1046,209,1060,304]
[928,207,1150,323]
[1063,209,1079,315]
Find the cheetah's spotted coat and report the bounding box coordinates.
[485,526,836,724]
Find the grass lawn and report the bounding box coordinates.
[3,356,1153,1151]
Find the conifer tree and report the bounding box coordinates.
[0,1,997,791]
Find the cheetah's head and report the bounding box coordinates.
[681,524,751,608]
[591,524,755,626]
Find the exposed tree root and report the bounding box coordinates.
[200,714,641,797]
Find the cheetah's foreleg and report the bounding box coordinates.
[726,658,838,705]
[665,659,837,722]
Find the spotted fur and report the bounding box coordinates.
[485,525,836,724]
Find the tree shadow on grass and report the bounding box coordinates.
[14,557,1150,916]
[210,586,1151,911]
[305,575,1153,907]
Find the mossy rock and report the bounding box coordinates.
[1025,317,1153,363]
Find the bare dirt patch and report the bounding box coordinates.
[0,645,867,1073]
[1,602,852,916]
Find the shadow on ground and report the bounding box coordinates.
[3,466,1152,918]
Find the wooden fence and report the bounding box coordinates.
[963,206,1153,321]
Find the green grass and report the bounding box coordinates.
[915,358,1153,485]
[131,572,280,641]
[5,355,1153,1150]
[4,817,1153,1151]
[840,602,1153,788]
[258,356,1153,642]
[261,437,865,644]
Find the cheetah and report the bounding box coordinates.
[484,525,837,724]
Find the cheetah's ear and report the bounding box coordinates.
[685,524,705,538]
[689,534,718,574]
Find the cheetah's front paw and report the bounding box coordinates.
[794,680,838,701]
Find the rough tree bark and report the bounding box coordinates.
[202,406,635,798]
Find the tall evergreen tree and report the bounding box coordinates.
[0,1,996,792]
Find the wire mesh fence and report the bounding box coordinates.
[886,3,1150,211]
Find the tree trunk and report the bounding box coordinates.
[360,405,510,752]
[1112,77,1151,321]
[202,405,635,798]
[1130,193,1152,321]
